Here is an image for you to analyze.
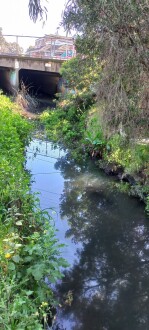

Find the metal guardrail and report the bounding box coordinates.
[0,34,76,61]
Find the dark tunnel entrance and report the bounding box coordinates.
[19,69,61,98]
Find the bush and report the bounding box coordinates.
[40,92,91,148]
[0,94,67,329]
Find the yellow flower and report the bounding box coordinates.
[5,253,11,259]
[41,302,48,307]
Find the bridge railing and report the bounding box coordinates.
[0,34,76,60]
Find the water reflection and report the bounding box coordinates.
[26,139,149,330]
[53,150,149,330]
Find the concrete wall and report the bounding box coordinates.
[0,67,18,93]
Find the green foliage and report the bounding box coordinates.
[0,94,67,329]
[129,144,149,173]
[85,110,107,150]
[106,135,149,174]
[60,56,101,92]
[63,0,149,139]
[0,206,67,329]
[43,0,149,214]
[41,95,149,213]
[40,92,91,149]
[146,196,149,215]
[0,276,43,330]
[0,94,32,209]
[85,131,103,147]
[104,134,132,168]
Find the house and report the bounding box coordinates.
[26,34,76,60]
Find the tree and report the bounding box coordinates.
[0,28,23,54]
[60,56,101,93]
[63,0,149,139]
[28,0,48,22]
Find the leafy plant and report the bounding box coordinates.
[0,93,68,329]
[146,196,149,215]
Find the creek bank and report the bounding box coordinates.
[38,93,148,214]
[86,139,148,205]
[95,158,148,203]
[0,94,67,329]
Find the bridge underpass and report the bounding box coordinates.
[19,69,61,97]
[0,65,62,98]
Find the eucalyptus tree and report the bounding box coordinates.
[28,0,48,22]
[63,0,149,138]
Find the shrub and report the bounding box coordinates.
[0,94,67,329]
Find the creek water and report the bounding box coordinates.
[26,137,149,330]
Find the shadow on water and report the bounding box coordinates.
[26,139,149,330]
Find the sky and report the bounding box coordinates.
[0,0,67,50]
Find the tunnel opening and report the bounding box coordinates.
[0,66,63,112]
[19,69,60,97]
[19,69,61,108]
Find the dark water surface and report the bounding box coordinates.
[26,138,149,330]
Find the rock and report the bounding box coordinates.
[121,173,136,185]
[104,163,123,176]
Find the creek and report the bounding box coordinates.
[26,137,149,330]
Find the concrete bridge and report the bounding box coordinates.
[0,54,64,95]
